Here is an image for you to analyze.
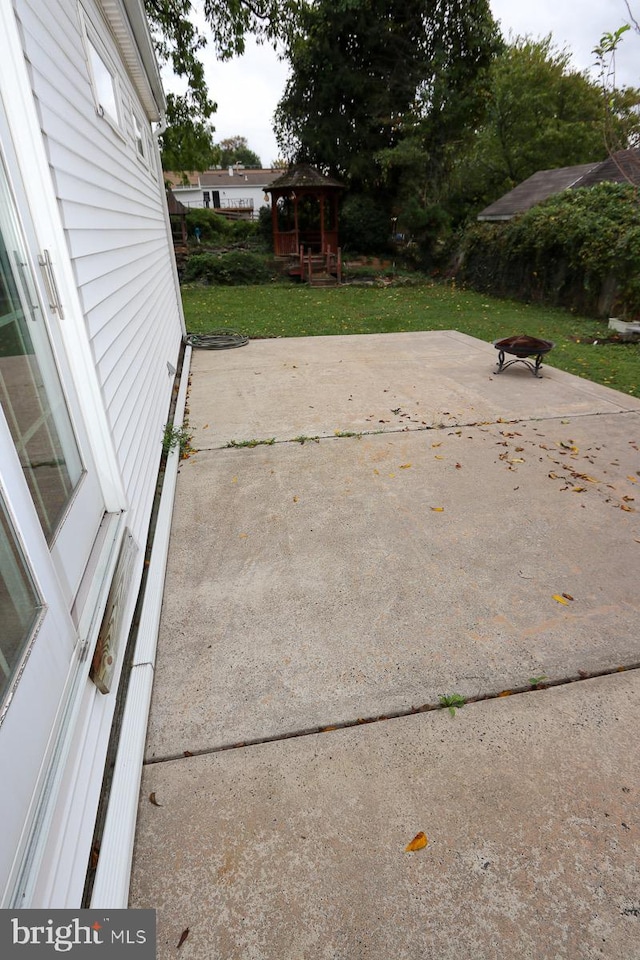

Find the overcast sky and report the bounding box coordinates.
[181,0,640,167]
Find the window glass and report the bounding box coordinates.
[0,494,43,709]
[87,36,119,125]
[0,158,83,541]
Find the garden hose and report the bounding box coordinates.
[185,330,249,349]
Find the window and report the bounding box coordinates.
[132,111,145,159]
[80,10,123,132]
[0,493,44,712]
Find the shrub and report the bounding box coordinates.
[183,250,273,285]
[458,182,640,317]
[185,209,233,243]
[340,194,391,254]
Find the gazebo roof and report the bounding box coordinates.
[267,164,344,192]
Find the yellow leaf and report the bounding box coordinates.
[399,463,412,469]
[431,442,442,448]
[293,496,299,503]
[239,533,248,539]
[431,506,445,512]
[628,476,638,484]
[508,458,524,464]
[405,831,428,852]
[373,468,380,475]
[497,690,512,697]
[548,472,560,480]
[572,486,586,493]
[232,476,238,483]
[553,594,569,605]
[434,455,444,460]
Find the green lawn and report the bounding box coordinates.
[181,282,640,397]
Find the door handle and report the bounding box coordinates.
[38,249,65,319]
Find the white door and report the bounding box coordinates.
[0,142,106,899]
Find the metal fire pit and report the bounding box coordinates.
[493,334,554,378]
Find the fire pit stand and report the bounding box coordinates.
[493,335,554,378]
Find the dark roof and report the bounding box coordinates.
[477,164,597,220]
[477,149,640,221]
[574,148,640,188]
[199,169,280,188]
[266,164,344,192]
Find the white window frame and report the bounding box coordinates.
[79,8,125,139]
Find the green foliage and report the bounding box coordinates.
[438,693,466,716]
[459,182,640,317]
[160,94,217,172]
[452,36,631,217]
[162,423,193,458]
[216,135,262,169]
[184,209,260,245]
[340,194,391,254]
[183,250,272,284]
[275,0,501,192]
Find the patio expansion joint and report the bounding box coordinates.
[196,407,640,452]
[144,660,640,766]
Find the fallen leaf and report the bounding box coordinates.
[562,593,575,601]
[508,458,524,464]
[149,792,162,807]
[628,476,638,484]
[548,472,560,480]
[622,495,635,502]
[399,463,412,469]
[373,468,380,475]
[177,929,189,949]
[431,442,442,448]
[203,423,209,429]
[455,463,462,469]
[405,831,428,852]
[434,455,444,460]
[572,486,586,493]
[431,507,445,512]
[621,503,635,512]
[183,750,193,757]
[497,690,512,697]
[232,476,238,484]
[553,594,569,605]
[293,496,299,503]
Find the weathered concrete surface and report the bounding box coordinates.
[131,672,640,960]
[131,332,640,957]
[147,409,640,758]
[186,331,640,449]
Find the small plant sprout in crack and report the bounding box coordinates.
[438,693,466,717]
[162,424,194,459]
[292,435,320,445]
[528,676,548,689]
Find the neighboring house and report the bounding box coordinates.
[165,167,281,217]
[477,149,640,221]
[0,0,184,907]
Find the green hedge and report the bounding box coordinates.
[182,250,273,285]
[458,182,640,317]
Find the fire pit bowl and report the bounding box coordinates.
[493,334,554,378]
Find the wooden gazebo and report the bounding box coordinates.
[266,164,344,257]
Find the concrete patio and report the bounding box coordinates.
[129,331,640,959]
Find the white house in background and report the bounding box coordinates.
[0,0,184,906]
[165,167,280,217]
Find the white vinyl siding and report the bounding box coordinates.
[16,0,183,551]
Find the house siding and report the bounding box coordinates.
[16,0,183,549]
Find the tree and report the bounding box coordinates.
[217,136,262,168]
[453,36,640,215]
[144,0,300,169]
[274,0,501,193]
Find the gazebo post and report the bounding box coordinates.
[271,200,279,255]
